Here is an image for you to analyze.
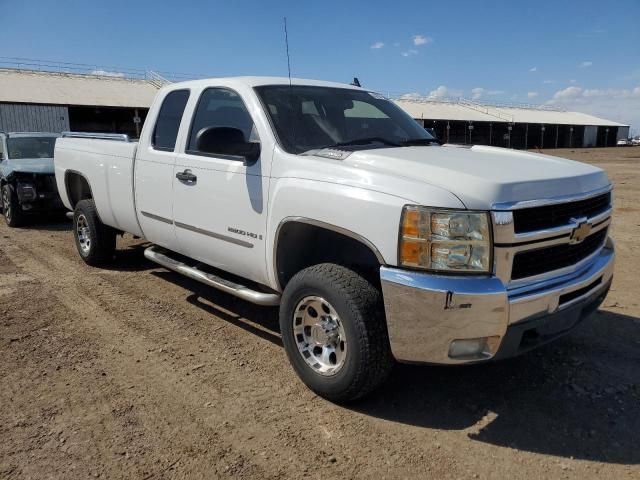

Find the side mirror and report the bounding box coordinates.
[195,126,261,165]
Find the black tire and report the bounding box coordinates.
[279,263,393,403]
[73,199,116,266]
[1,184,26,228]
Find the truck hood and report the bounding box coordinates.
[2,157,55,175]
[344,145,610,210]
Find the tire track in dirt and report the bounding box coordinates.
[2,236,278,479]
[3,147,640,480]
[2,228,461,479]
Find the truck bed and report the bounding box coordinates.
[54,137,143,237]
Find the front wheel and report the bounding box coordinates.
[2,184,26,228]
[73,199,116,266]
[279,263,393,403]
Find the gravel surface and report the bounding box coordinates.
[1,147,639,479]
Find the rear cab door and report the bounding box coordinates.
[134,88,191,249]
[171,82,274,286]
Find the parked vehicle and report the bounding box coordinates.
[0,132,63,227]
[617,138,632,147]
[54,77,615,402]
[632,137,640,146]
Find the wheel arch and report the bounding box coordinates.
[273,217,385,291]
[64,170,94,209]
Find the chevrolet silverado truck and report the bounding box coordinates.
[1,132,63,227]
[54,77,615,402]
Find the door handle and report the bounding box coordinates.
[176,169,197,184]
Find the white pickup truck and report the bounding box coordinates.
[54,77,615,402]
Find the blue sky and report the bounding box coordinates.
[1,0,639,132]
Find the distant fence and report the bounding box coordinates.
[0,57,208,83]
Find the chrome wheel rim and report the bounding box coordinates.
[293,296,347,376]
[2,188,11,223]
[76,214,91,254]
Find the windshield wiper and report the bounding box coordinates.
[399,138,443,146]
[328,136,401,148]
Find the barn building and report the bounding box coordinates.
[395,97,630,149]
[0,67,161,138]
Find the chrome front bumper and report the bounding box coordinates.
[380,238,615,364]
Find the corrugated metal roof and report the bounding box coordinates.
[394,99,628,127]
[493,106,627,127]
[395,99,496,122]
[0,69,158,108]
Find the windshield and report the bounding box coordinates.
[7,137,57,160]
[255,85,436,154]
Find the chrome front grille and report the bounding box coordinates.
[511,229,607,280]
[492,186,613,287]
[512,192,611,233]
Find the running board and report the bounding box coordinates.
[144,246,281,306]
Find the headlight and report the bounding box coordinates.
[399,206,492,273]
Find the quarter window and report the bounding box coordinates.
[187,88,257,154]
[152,89,190,151]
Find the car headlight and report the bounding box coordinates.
[399,206,492,273]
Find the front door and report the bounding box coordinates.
[172,87,270,285]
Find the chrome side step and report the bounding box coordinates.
[144,246,281,306]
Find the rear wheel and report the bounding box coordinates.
[2,184,26,228]
[73,199,116,266]
[280,263,393,403]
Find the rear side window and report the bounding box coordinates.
[152,89,190,151]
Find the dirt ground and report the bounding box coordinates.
[1,147,639,480]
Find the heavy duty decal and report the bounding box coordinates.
[228,227,263,241]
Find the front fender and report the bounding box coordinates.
[265,177,462,289]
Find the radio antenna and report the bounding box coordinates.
[284,17,292,86]
[283,17,296,149]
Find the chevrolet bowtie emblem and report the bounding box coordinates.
[569,220,592,244]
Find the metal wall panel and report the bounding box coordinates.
[617,126,630,141]
[0,102,70,133]
[583,125,598,147]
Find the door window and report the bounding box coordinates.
[187,88,258,155]
[152,89,190,151]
